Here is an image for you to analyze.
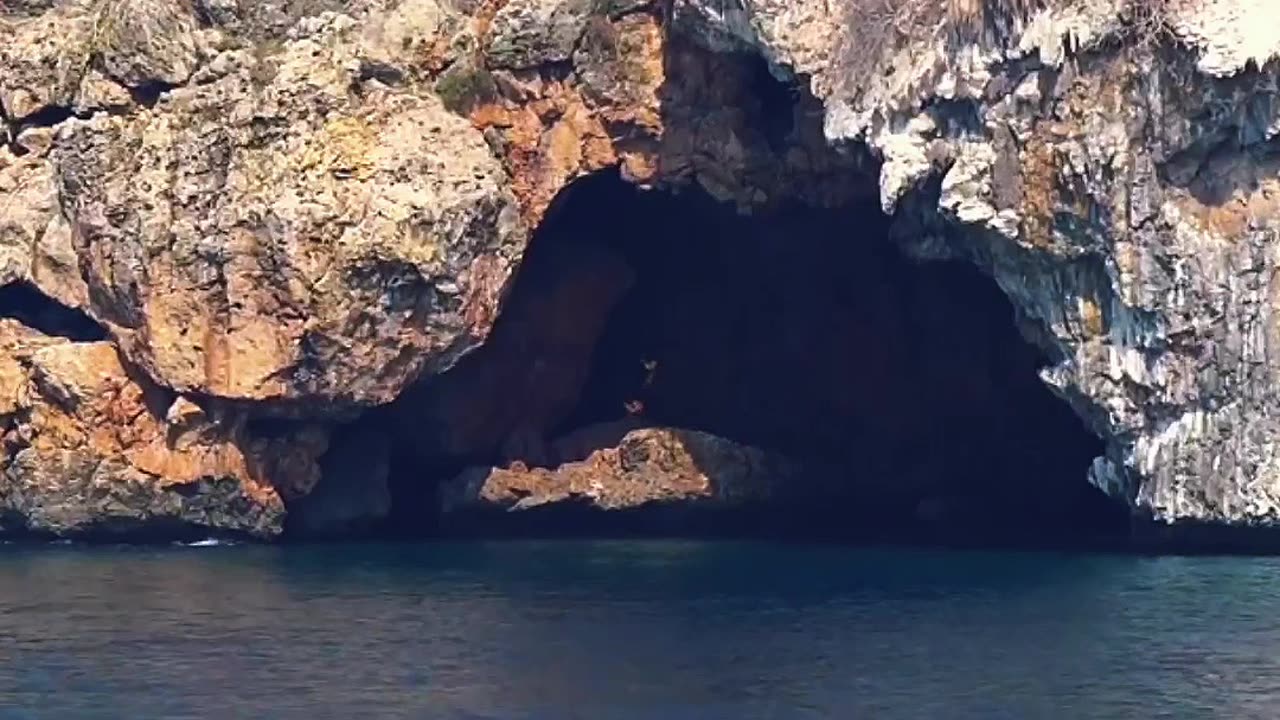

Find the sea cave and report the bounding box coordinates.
[307,168,1129,548]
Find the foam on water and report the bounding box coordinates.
[176,538,235,548]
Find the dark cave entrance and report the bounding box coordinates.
[0,282,106,342]
[372,168,1128,546]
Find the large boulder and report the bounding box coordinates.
[0,0,526,538]
[438,425,808,515]
[52,10,524,407]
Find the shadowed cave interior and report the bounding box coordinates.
[0,281,106,342]
[357,169,1129,546]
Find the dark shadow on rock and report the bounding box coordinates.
[0,281,106,342]
[285,425,391,539]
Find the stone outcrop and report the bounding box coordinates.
[4,0,1280,542]
[438,425,803,515]
[1,0,525,538]
[0,320,325,538]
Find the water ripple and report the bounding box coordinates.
[0,542,1278,719]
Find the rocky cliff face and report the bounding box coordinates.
[702,0,1280,531]
[2,0,1278,544]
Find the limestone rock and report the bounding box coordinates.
[53,13,525,407]
[680,0,1280,528]
[485,0,593,69]
[1,1,57,18]
[5,0,1280,542]
[0,129,88,311]
[0,0,205,120]
[439,426,801,514]
[0,320,327,538]
[466,2,872,221]
[654,37,873,211]
[468,7,667,221]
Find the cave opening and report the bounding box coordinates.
[0,282,106,342]
[372,167,1128,547]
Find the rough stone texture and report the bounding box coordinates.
[468,5,668,222]
[655,36,875,211]
[465,0,874,222]
[439,425,802,514]
[0,0,204,122]
[485,0,593,68]
[0,320,326,538]
[0,127,88,311]
[6,0,1280,539]
[671,0,1280,528]
[53,11,524,407]
[0,0,527,537]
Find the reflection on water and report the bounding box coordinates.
[1,541,1280,719]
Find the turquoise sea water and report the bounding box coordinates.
[1,540,1278,719]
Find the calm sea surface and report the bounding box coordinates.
[1,540,1278,719]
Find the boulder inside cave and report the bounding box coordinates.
[373,168,1128,546]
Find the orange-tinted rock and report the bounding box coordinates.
[469,10,666,223]
[52,12,525,408]
[0,320,327,538]
[439,426,802,513]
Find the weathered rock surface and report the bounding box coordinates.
[0,0,536,537]
[661,0,1280,529]
[5,0,1280,541]
[52,11,524,406]
[0,320,326,538]
[439,425,802,515]
[0,0,195,121]
[0,128,88,312]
